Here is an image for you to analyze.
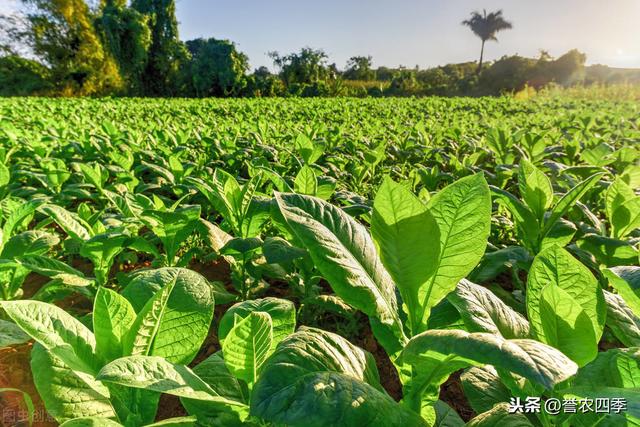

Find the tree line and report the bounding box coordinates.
[0,2,635,97]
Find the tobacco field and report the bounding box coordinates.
[0,97,638,426]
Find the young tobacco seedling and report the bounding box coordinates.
[491,159,603,254]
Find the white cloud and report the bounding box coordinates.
[0,0,18,15]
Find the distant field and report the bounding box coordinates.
[0,96,638,426]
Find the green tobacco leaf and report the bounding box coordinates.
[80,232,129,285]
[527,246,605,347]
[222,312,273,386]
[17,255,85,278]
[40,204,92,241]
[140,206,201,264]
[0,162,9,187]
[251,327,426,427]
[0,318,31,347]
[262,236,307,264]
[146,417,198,427]
[540,218,576,251]
[180,352,249,426]
[611,266,640,289]
[2,200,43,243]
[606,177,636,229]
[275,192,406,355]
[540,173,603,240]
[122,268,215,365]
[294,165,318,196]
[605,268,640,317]
[560,348,640,421]
[466,403,534,427]
[461,366,511,414]
[469,246,531,283]
[539,285,598,366]
[295,134,324,165]
[401,329,578,390]
[1,230,59,258]
[60,417,123,427]
[31,344,115,423]
[490,186,538,252]
[420,174,492,330]
[97,356,246,409]
[448,279,530,339]
[371,176,440,334]
[611,197,640,239]
[577,234,639,267]
[0,300,99,375]
[604,290,640,347]
[218,297,296,350]
[518,159,553,221]
[93,287,136,362]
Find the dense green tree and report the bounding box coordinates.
[246,66,285,97]
[14,0,123,95]
[269,47,331,87]
[462,9,513,73]
[0,55,52,95]
[131,0,188,95]
[344,55,375,80]
[95,0,151,94]
[182,38,249,97]
[546,49,586,85]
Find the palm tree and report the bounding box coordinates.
[462,9,513,73]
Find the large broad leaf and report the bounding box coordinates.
[527,246,605,346]
[97,356,247,412]
[447,279,529,339]
[222,312,273,386]
[93,287,137,362]
[40,204,92,241]
[1,230,59,258]
[294,165,318,196]
[576,234,639,267]
[181,352,250,426]
[419,174,492,331]
[31,344,116,423]
[518,159,553,222]
[122,268,215,365]
[469,246,531,283]
[604,290,640,347]
[606,177,636,222]
[401,329,578,390]
[611,198,640,240]
[460,366,511,414]
[466,403,534,427]
[274,192,406,354]
[2,199,43,244]
[539,285,598,366]
[604,268,640,317]
[0,318,30,347]
[607,177,640,239]
[0,300,99,374]
[559,348,640,423]
[250,327,426,427]
[371,176,440,334]
[540,173,603,240]
[218,297,296,350]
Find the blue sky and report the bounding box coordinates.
[3,0,639,70]
[175,0,639,70]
